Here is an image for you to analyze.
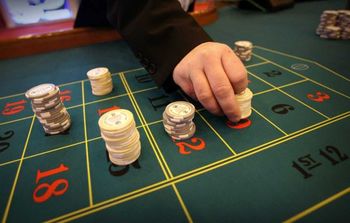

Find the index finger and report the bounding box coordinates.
[204,57,241,122]
[222,49,248,94]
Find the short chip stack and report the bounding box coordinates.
[234,41,253,62]
[98,109,141,166]
[316,10,338,36]
[163,101,196,140]
[25,83,71,135]
[236,88,253,119]
[87,67,113,96]
[316,10,350,39]
[320,25,342,39]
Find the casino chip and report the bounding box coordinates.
[25,83,71,135]
[338,10,350,40]
[234,41,253,62]
[316,10,350,40]
[163,101,196,140]
[98,109,141,166]
[236,88,253,119]
[87,67,114,96]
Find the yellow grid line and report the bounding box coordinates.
[254,45,350,82]
[171,184,193,223]
[0,159,20,167]
[254,45,315,63]
[120,73,194,222]
[251,107,288,135]
[253,79,308,96]
[120,73,173,179]
[47,180,170,223]
[196,109,237,155]
[0,60,267,101]
[284,187,350,223]
[0,116,33,126]
[2,116,35,223]
[0,70,123,100]
[245,61,269,68]
[177,91,237,155]
[46,111,350,223]
[0,87,157,127]
[119,74,171,179]
[248,71,330,119]
[81,81,93,206]
[172,112,350,184]
[252,53,350,100]
[0,60,266,126]
[0,56,348,221]
[0,121,163,168]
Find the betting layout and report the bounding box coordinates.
[0,45,349,223]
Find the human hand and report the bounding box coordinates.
[173,42,248,122]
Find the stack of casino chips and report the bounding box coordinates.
[316,10,338,36]
[234,41,253,62]
[163,101,196,140]
[338,10,350,39]
[98,109,141,166]
[236,88,253,119]
[87,67,113,96]
[320,25,342,39]
[25,83,71,135]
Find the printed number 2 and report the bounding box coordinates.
[175,138,206,155]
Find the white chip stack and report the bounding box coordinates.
[98,109,141,166]
[25,83,71,135]
[234,41,253,62]
[236,88,253,119]
[163,101,196,140]
[87,67,113,96]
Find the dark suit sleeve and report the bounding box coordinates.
[75,0,212,92]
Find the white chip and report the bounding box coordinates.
[87,67,110,80]
[234,41,253,49]
[166,101,195,119]
[25,83,56,99]
[98,109,133,132]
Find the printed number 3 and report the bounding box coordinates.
[307,91,330,103]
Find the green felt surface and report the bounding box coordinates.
[0,1,350,222]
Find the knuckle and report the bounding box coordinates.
[213,84,232,98]
[196,90,212,102]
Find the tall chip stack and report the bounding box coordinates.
[25,83,71,135]
[98,109,141,166]
[338,10,350,39]
[87,67,114,96]
[163,101,196,140]
[234,41,253,62]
